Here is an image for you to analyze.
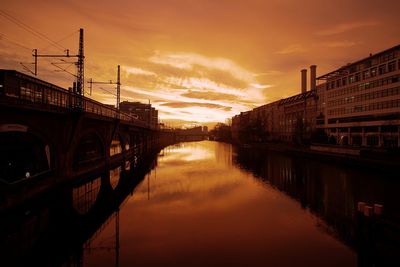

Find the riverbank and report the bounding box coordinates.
[234,142,400,172]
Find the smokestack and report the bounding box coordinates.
[310,65,317,91]
[301,69,307,94]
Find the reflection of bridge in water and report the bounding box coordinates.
[233,146,400,267]
[0,146,159,267]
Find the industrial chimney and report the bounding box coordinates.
[310,65,317,91]
[301,69,307,93]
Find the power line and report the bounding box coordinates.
[98,86,118,97]
[0,9,65,52]
[0,33,31,50]
[40,30,79,52]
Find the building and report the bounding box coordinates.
[119,101,159,129]
[232,65,318,144]
[232,44,400,148]
[277,90,318,143]
[317,44,400,147]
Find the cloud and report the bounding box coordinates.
[321,40,359,48]
[123,66,156,76]
[149,51,256,83]
[250,83,271,89]
[160,102,232,111]
[275,44,305,55]
[254,71,283,76]
[182,90,239,101]
[316,21,379,36]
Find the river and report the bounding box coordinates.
[2,141,399,267]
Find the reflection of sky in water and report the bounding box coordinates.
[159,142,214,162]
[83,141,356,267]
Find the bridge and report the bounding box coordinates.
[0,69,175,211]
[0,145,159,267]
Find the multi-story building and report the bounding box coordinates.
[231,44,400,148]
[119,101,159,129]
[232,65,318,143]
[277,90,318,142]
[317,44,400,147]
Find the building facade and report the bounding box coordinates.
[318,45,400,147]
[231,44,400,148]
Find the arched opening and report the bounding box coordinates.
[110,134,123,157]
[340,136,349,146]
[328,135,337,145]
[74,132,104,170]
[72,177,101,215]
[0,131,52,184]
[109,166,121,190]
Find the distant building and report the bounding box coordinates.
[119,101,158,129]
[232,44,400,148]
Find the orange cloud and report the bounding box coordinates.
[316,21,379,36]
[160,102,232,111]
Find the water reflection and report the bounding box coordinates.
[0,151,159,267]
[233,145,400,267]
[2,141,399,267]
[83,141,356,267]
[110,167,121,190]
[72,177,101,214]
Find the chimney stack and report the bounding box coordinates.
[310,65,317,91]
[301,69,307,94]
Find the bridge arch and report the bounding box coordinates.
[110,133,125,157]
[0,124,54,184]
[73,129,105,171]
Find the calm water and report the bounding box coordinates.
[2,141,399,267]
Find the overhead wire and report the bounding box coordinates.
[0,9,65,52]
[98,86,118,97]
[0,33,32,51]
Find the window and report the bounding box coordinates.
[388,61,396,72]
[355,72,361,82]
[336,79,341,87]
[349,75,354,83]
[378,64,386,75]
[363,70,370,80]
[370,67,377,77]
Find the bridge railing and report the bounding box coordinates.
[0,70,149,128]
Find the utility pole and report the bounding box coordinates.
[117,65,120,110]
[87,65,121,113]
[77,28,84,96]
[33,49,37,75]
[32,28,85,97]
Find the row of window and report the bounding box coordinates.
[327,74,400,98]
[328,86,400,107]
[346,51,397,74]
[328,99,400,116]
[326,59,399,90]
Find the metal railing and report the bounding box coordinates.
[1,77,149,128]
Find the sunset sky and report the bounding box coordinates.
[1,0,400,128]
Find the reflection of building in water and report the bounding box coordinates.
[214,142,232,166]
[72,177,101,214]
[232,146,400,265]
